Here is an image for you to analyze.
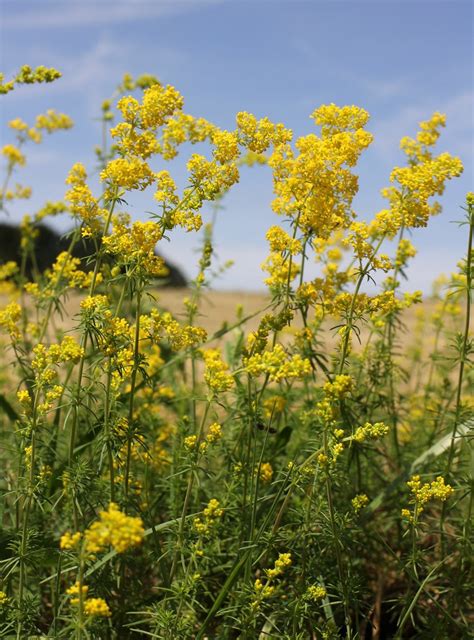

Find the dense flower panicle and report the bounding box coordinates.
[140,84,184,129]
[2,144,26,166]
[258,462,273,483]
[110,123,160,159]
[65,162,106,235]
[266,225,302,255]
[35,109,73,134]
[15,64,61,85]
[0,302,22,340]
[193,498,224,535]
[323,374,353,400]
[31,336,84,371]
[84,503,145,554]
[102,220,166,276]
[84,597,112,617]
[265,552,292,579]
[261,251,301,288]
[407,475,454,504]
[60,531,82,550]
[352,494,369,513]
[305,585,327,601]
[202,348,234,394]
[267,104,372,239]
[187,153,240,199]
[66,581,88,605]
[25,251,97,302]
[236,112,292,153]
[311,103,370,135]
[244,343,311,382]
[0,65,61,94]
[100,157,155,191]
[402,475,454,522]
[354,422,389,442]
[375,113,463,234]
[212,129,240,164]
[148,309,207,350]
[399,112,446,163]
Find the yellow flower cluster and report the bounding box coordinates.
[402,475,454,522]
[26,251,97,302]
[0,183,32,205]
[395,238,417,268]
[399,112,446,163]
[148,310,207,350]
[83,503,145,554]
[84,597,111,617]
[251,552,292,609]
[305,585,327,602]
[65,163,107,236]
[1,144,25,166]
[66,581,88,605]
[110,123,160,159]
[102,220,165,276]
[0,65,61,94]
[187,153,239,203]
[353,421,389,443]
[266,225,302,255]
[60,531,82,550]
[202,348,234,395]
[261,251,301,289]
[0,301,22,340]
[193,498,224,536]
[236,112,291,153]
[264,552,292,579]
[378,113,463,232]
[268,104,372,237]
[84,598,112,618]
[35,109,73,134]
[66,583,111,617]
[323,374,353,400]
[100,157,155,191]
[244,344,311,382]
[351,493,369,513]
[0,591,8,605]
[184,423,222,454]
[257,462,273,484]
[30,337,84,392]
[263,395,286,418]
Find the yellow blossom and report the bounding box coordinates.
[84,503,145,554]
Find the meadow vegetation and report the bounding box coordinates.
[0,65,472,639]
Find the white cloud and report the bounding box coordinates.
[1,0,224,29]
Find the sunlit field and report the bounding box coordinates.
[0,66,472,640]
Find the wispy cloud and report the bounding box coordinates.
[1,0,224,30]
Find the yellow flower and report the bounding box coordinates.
[202,348,234,395]
[60,531,82,550]
[353,422,389,443]
[100,157,155,191]
[351,494,369,513]
[140,84,184,129]
[1,144,25,166]
[84,597,111,617]
[306,585,327,601]
[258,462,273,484]
[84,503,145,554]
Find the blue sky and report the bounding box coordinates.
[1,0,472,291]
